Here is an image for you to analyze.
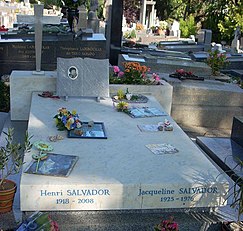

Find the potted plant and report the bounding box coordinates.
[109,62,161,85]
[0,128,32,213]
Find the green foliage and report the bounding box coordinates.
[123,0,140,23]
[0,81,10,113]
[218,4,243,42]
[179,15,197,38]
[0,128,33,188]
[123,29,137,39]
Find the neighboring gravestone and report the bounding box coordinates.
[77,5,87,30]
[56,57,109,98]
[196,29,212,51]
[118,54,212,77]
[87,11,99,33]
[0,34,107,75]
[231,116,243,147]
[34,4,44,73]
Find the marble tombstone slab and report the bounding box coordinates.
[56,57,109,97]
[118,54,212,77]
[20,93,228,211]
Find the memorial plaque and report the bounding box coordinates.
[0,34,106,75]
[56,57,109,97]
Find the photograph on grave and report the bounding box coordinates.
[68,66,78,80]
[146,144,179,155]
[24,153,79,177]
[126,107,167,118]
[68,122,107,139]
[57,58,84,97]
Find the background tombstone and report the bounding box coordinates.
[87,11,99,33]
[77,5,87,30]
[109,0,123,65]
[56,57,109,98]
[34,4,44,74]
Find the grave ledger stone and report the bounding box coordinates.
[20,93,228,211]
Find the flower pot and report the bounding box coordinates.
[0,179,17,213]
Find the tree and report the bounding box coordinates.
[123,0,140,24]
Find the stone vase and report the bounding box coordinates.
[0,179,17,213]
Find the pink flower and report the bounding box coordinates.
[118,71,124,77]
[152,73,160,81]
[176,69,185,74]
[113,66,120,73]
[172,223,179,229]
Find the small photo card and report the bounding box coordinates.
[146,144,179,155]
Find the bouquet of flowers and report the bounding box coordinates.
[154,216,179,231]
[16,211,59,231]
[110,62,161,85]
[53,107,82,131]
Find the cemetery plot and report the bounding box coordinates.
[20,93,228,211]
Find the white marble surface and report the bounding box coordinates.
[20,93,228,211]
[10,71,172,120]
[10,71,57,120]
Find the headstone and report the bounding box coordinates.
[118,54,212,77]
[77,5,87,30]
[56,57,109,98]
[109,0,123,65]
[231,116,243,147]
[0,34,107,75]
[196,29,212,51]
[87,11,99,33]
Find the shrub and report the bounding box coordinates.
[0,81,10,112]
[180,15,197,38]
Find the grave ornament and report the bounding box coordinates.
[231,26,242,54]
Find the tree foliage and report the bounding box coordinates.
[123,0,140,24]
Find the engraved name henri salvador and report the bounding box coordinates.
[40,188,110,196]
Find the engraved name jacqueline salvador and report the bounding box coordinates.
[138,186,218,196]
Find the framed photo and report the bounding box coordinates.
[68,66,78,80]
[24,153,79,177]
[68,122,107,139]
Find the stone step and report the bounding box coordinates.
[22,210,221,231]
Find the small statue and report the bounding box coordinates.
[231,26,241,53]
